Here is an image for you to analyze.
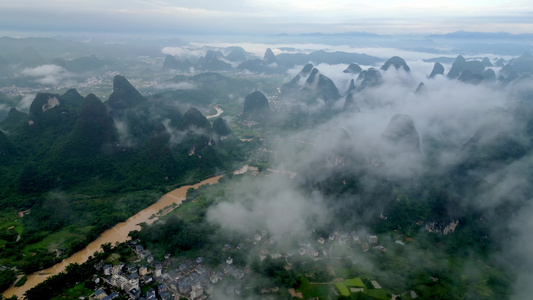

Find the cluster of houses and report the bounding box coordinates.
[288,231,387,261]
[237,120,258,127]
[242,229,389,270]
[88,228,390,300]
[90,242,251,300]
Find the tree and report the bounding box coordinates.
[0,268,16,293]
[101,242,112,253]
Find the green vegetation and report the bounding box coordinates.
[19,250,59,274]
[14,275,27,287]
[125,170,512,300]
[169,72,258,104]
[0,42,527,300]
[0,209,23,247]
[52,281,94,300]
[299,277,330,299]
[366,289,389,300]
[0,189,164,272]
[0,268,16,293]
[345,278,365,288]
[336,282,351,296]
[129,180,239,264]
[24,251,105,300]
[22,225,93,254]
[20,242,132,300]
[0,74,251,276]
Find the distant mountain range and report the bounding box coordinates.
[274,31,380,37]
[273,30,533,40]
[427,30,533,40]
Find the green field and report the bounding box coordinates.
[0,208,24,237]
[170,198,206,222]
[345,277,366,288]
[335,282,350,296]
[23,225,94,255]
[299,277,330,299]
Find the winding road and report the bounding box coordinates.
[206,105,223,119]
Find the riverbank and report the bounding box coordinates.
[2,175,223,299]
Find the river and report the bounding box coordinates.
[206,105,223,119]
[2,175,223,299]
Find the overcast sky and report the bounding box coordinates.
[0,0,532,36]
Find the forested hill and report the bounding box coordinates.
[0,75,244,204]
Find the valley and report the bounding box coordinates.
[0,35,532,300]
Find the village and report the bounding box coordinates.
[90,242,246,300]
[88,227,396,300]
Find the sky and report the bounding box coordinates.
[0,0,532,36]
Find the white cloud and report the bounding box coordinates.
[162,47,206,60]
[155,82,196,91]
[21,64,65,77]
[207,175,329,241]
[1,0,531,36]
[208,59,519,245]
[16,94,35,112]
[20,64,68,86]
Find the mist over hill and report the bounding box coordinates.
[1,33,533,300]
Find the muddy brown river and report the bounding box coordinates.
[3,175,222,299]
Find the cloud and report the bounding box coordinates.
[16,94,35,112]
[162,47,206,60]
[20,64,68,85]
[154,82,197,91]
[114,119,136,148]
[20,64,64,77]
[207,174,330,242]
[0,0,532,36]
[505,187,533,299]
[162,122,212,148]
[189,42,403,59]
[208,58,528,258]
[267,69,532,300]
[0,103,8,112]
[274,52,527,182]
[279,67,533,297]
